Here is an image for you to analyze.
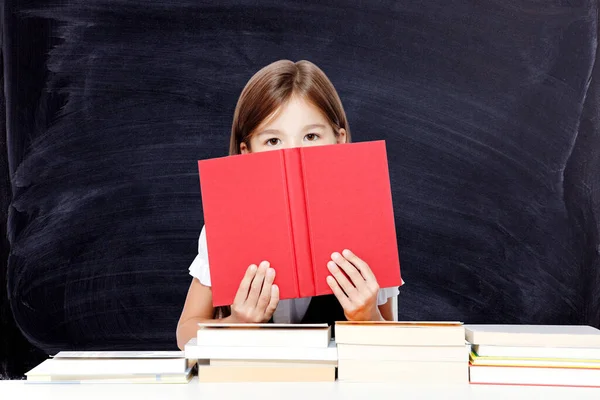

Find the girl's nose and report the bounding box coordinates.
[282,138,303,149]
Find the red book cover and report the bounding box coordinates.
[198,140,402,307]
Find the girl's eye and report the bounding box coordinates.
[305,133,319,141]
[266,138,280,146]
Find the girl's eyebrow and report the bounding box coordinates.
[256,124,325,136]
[304,124,326,130]
[255,129,281,136]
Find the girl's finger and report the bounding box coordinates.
[326,275,352,311]
[264,284,280,319]
[327,260,358,297]
[246,261,268,306]
[331,252,366,290]
[233,264,257,305]
[341,249,376,282]
[256,267,275,311]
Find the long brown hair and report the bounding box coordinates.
[229,59,351,155]
[215,59,351,319]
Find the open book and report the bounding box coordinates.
[198,140,402,306]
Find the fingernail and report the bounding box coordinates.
[342,249,351,256]
[249,264,257,272]
[327,261,336,270]
[331,252,341,260]
[267,268,275,277]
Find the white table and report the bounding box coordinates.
[1,377,600,399]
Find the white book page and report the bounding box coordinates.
[53,351,184,359]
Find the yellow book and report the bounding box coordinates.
[470,352,600,369]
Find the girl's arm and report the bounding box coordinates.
[377,301,395,321]
[176,262,279,350]
[176,278,228,350]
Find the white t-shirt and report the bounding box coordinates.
[188,226,402,323]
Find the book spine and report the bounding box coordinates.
[299,149,317,297]
[280,152,301,298]
[283,149,315,297]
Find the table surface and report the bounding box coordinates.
[1,377,600,399]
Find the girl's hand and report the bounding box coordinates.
[229,261,279,323]
[326,249,382,321]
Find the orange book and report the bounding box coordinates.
[198,141,402,306]
[469,363,600,387]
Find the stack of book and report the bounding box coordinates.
[467,324,600,387]
[25,351,194,383]
[334,321,469,383]
[184,323,337,382]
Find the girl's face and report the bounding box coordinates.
[240,95,347,154]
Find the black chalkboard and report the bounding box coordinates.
[1,0,599,379]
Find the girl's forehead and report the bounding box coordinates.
[260,97,327,129]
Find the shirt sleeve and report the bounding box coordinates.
[188,225,212,287]
[376,278,405,306]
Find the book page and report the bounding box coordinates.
[53,351,184,359]
[465,325,600,335]
[197,323,329,329]
[335,321,463,327]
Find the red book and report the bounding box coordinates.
[198,140,402,307]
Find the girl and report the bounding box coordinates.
[176,60,401,350]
